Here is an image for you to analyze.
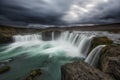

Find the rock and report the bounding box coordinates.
[42,31,52,41]
[42,31,61,41]
[89,36,113,53]
[99,44,120,80]
[61,61,113,80]
[0,34,13,44]
[0,66,10,74]
[26,69,42,80]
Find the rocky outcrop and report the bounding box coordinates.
[89,36,113,53]
[42,31,61,41]
[99,44,120,80]
[0,66,10,74]
[61,61,113,80]
[0,34,13,44]
[25,69,42,80]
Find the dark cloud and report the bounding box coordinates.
[0,0,120,26]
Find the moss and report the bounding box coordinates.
[0,66,10,74]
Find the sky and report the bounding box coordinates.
[0,0,120,26]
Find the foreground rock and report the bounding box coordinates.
[25,69,42,80]
[0,66,10,74]
[61,61,113,80]
[99,44,120,80]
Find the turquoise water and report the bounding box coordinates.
[0,39,82,80]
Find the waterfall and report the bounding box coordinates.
[72,34,79,45]
[13,34,42,42]
[0,31,95,59]
[0,31,106,80]
[85,45,106,66]
[12,31,96,58]
[78,35,94,57]
[52,32,55,40]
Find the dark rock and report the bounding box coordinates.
[99,44,120,80]
[26,69,42,80]
[42,31,61,41]
[61,61,113,80]
[0,66,10,74]
[0,34,13,44]
[42,31,52,41]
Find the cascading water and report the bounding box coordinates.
[85,45,106,66]
[52,32,55,40]
[0,31,105,80]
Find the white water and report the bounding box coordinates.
[0,31,106,80]
[52,32,55,40]
[85,45,106,66]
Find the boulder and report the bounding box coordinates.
[0,34,13,44]
[89,36,113,53]
[0,66,10,74]
[26,69,42,80]
[61,61,113,80]
[99,44,120,80]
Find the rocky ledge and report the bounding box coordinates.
[89,36,113,53]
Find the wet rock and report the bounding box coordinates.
[42,31,61,41]
[42,31,52,41]
[26,69,42,80]
[99,44,120,80]
[0,66,10,74]
[89,36,113,53]
[61,61,113,80]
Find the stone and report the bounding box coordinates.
[26,69,42,80]
[89,36,113,53]
[99,44,120,80]
[61,61,113,80]
[0,34,13,44]
[0,66,10,74]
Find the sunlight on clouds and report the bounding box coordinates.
[86,4,95,8]
[103,0,109,3]
[62,0,110,23]
[72,5,89,13]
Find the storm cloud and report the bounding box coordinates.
[0,0,120,26]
